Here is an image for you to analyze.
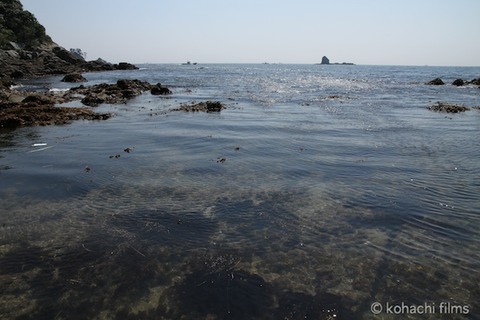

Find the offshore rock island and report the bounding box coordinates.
[316,56,355,65]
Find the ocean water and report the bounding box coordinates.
[1,64,479,319]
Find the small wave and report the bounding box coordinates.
[48,87,69,93]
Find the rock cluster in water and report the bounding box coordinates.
[70,80,171,107]
[427,102,471,113]
[0,79,172,128]
[0,94,111,128]
[426,77,480,86]
[172,101,226,113]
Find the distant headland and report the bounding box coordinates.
[315,56,355,65]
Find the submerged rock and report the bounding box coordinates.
[276,291,342,320]
[428,102,470,113]
[173,101,225,112]
[173,260,273,320]
[426,78,445,85]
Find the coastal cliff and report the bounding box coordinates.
[0,0,136,89]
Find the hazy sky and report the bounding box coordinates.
[21,0,480,66]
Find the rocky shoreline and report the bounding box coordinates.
[0,77,231,129]
[0,79,173,129]
[0,44,137,88]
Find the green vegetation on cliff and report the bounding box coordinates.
[0,0,52,49]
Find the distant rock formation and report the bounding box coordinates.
[317,56,354,65]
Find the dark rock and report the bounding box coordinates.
[466,78,480,85]
[10,71,24,79]
[84,58,115,71]
[22,94,54,105]
[0,101,111,128]
[426,78,445,85]
[116,79,150,91]
[321,56,330,65]
[150,83,172,95]
[61,73,87,83]
[428,102,470,113]
[73,79,153,106]
[115,62,138,70]
[81,94,106,107]
[452,79,464,86]
[173,101,225,112]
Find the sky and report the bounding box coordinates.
[20,0,480,66]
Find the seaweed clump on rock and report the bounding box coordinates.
[173,101,225,113]
[428,102,470,113]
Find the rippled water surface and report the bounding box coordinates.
[1,64,480,319]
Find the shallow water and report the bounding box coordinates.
[1,64,480,319]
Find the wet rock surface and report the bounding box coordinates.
[428,102,470,113]
[426,78,445,85]
[173,101,225,112]
[0,97,111,128]
[150,83,172,95]
[61,73,87,83]
[71,79,169,107]
[0,79,173,128]
[427,77,480,87]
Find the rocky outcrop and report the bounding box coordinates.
[0,45,139,83]
[115,62,138,70]
[0,95,110,128]
[70,79,155,107]
[426,78,445,85]
[427,77,480,87]
[468,78,480,86]
[61,73,87,83]
[452,79,464,86]
[428,102,469,113]
[173,101,225,113]
[0,79,173,128]
[317,56,354,65]
[0,0,137,86]
[151,83,172,95]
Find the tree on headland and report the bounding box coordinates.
[0,0,52,49]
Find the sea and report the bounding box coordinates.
[1,64,479,319]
